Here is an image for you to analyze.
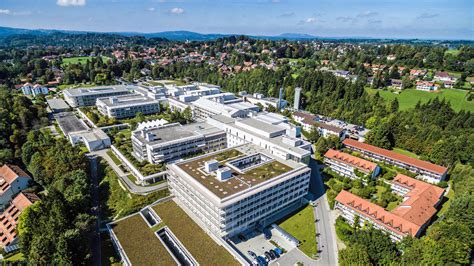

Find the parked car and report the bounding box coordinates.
[264,251,272,261]
[263,229,272,240]
[274,248,283,255]
[248,250,257,259]
[267,251,275,260]
[257,256,267,265]
[270,249,279,258]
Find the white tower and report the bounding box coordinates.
[294,87,302,110]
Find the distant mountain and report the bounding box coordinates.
[0,26,318,41]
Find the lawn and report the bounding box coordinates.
[392,147,419,159]
[3,252,25,263]
[278,204,318,258]
[99,163,169,219]
[111,214,177,266]
[365,88,474,112]
[445,49,460,56]
[152,200,240,266]
[106,150,122,165]
[61,56,111,66]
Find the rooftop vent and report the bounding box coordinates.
[204,160,219,174]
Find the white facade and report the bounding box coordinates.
[167,146,311,238]
[96,94,160,119]
[21,84,49,97]
[207,114,312,165]
[63,85,132,107]
[132,122,227,164]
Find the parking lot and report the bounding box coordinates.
[230,227,310,265]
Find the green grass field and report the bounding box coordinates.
[444,49,460,56]
[392,147,419,158]
[62,56,111,66]
[279,204,318,258]
[365,88,474,112]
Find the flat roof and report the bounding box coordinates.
[174,145,299,199]
[235,118,284,136]
[343,139,447,175]
[97,94,159,107]
[64,85,132,96]
[111,214,176,265]
[151,200,239,265]
[133,122,224,146]
[54,112,88,135]
[46,98,69,110]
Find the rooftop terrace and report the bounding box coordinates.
[175,145,297,199]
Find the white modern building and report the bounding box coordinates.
[21,83,49,97]
[242,93,288,110]
[167,144,311,238]
[68,128,111,152]
[324,149,380,180]
[207,112,312,165]
[96,94,161,119]
[192,98,259,120]
[131,122,227,164]
[293,111,345,139]
[63,85,132,107]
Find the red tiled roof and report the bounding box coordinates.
[391,174,444,226]
[343,139,447,175]
[324,149,378,172]
[0,192,39,247]
[435,71,450,77]
[335,190,419,237]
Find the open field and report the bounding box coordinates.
[278,204,318,258]
[365,87,473,112]
[444,49,460,56]
[152,200,240,265]
[61,56,111,66]
[392,147,419,159]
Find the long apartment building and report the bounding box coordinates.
[167,144,311,238]
[0,192,39,248]
[293,111,345,139]
[96,94,161,119]
[131,122,227,164]
[63,85,132,107]
[343,139,447,183]
[335,174,444,242]
[324,149,380,180]
[208,112,312,165]
[0,165,31,209]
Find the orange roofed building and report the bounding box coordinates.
[0,192,39,248]
[335,174,444,242]
[343,139,447,184]
[324,149,380,180]
[0,165,32,208]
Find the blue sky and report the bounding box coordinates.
[0,0,473,39]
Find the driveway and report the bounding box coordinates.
[90,149,168,195]
[308,159,339,266]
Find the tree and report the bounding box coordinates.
[306,126,320,144]
[339,245,371,266]
[183,107,193,123]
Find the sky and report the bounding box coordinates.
[0,0,473,40]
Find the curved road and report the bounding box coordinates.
[90,149,168,195]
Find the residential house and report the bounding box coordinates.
[324,149,380,180]
[0,165,32,209]
[416,81,438,91]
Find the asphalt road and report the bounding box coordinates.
[88,155,101,266]
[309,159,339,266]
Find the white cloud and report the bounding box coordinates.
[0,9,11,14]
[306,17,317,23]
[417,13,439,19]
[357,11,378,18]
[170,7,184,14]
[57,0,86,7]
[147,7,155,12]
